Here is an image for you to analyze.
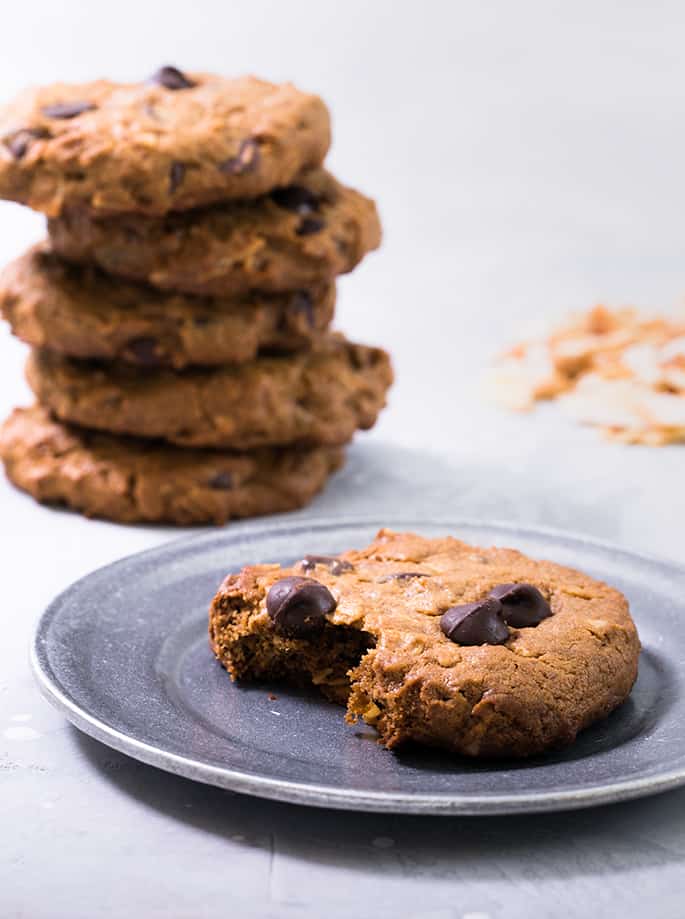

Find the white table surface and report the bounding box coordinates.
[2,3,685,917]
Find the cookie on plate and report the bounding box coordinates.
[1,243,335,368]
[0,405,343,525]
[0,69,330,216]
[209,529,640,758]
[48,169,381,296]
[25,334,393,449]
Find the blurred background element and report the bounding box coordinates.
[1,0,684,553]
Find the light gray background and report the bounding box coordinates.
[1,3,685,917]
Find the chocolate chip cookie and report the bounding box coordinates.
[48,169,381,296]
[1,244,335,368]
[0,405,343,525]
[0,69,330,216]
[26,334,393,449]
[209,529,640,758]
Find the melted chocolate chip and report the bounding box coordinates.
[379,572,430,582]
[266,576,336,636]
[208,471,233,490]
[290,291,315,328]
[440,598,509,646]
[219,138,260,176]
[126,337,162,366]
[143,102,161,121]
[41,101,96,119]
[270,185,320,214]
[297,217,325,236]
[169,161,186,194]
[148,66,196,90]
[488,583,552,628]
[5,128,48,159]
[300,555,353,576]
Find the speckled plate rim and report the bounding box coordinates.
[31,515,685,815]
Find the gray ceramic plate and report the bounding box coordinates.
[31,516,685,815]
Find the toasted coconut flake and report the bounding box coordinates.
[485,304,685,444]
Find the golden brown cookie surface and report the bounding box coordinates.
[209,529,640,758]
[25,334,393,449]
[1,243,335,368]
[48,169,381,296]
[0,405,344,525]
[0,70,330,216]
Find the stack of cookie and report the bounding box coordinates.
[0,67,392,524]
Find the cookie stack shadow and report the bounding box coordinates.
[0,66,392,524]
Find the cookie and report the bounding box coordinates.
[1,244,335,368]
[48,169,381,297]
[25,334,393,449]
[209,529,640,758]
[0,69,330,216]
[0,405,344,525]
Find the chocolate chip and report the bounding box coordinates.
[148,66,196,90]
[300,555,353,576]
[296,217,325,236]
[270,185,320,214]
[126,337,162,366]
[488,583,552,628]
[440,598,509,646]
[143,102,161,121]
[4,128,48,159]
[219,138,260,176]
[169,161,186,194]
[208,471,233,490]
[266,576,336,636]
[290,291,315,328]
[379,571,430,582]
[41,101,96,119]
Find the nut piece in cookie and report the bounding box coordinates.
[209,529,640,758]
